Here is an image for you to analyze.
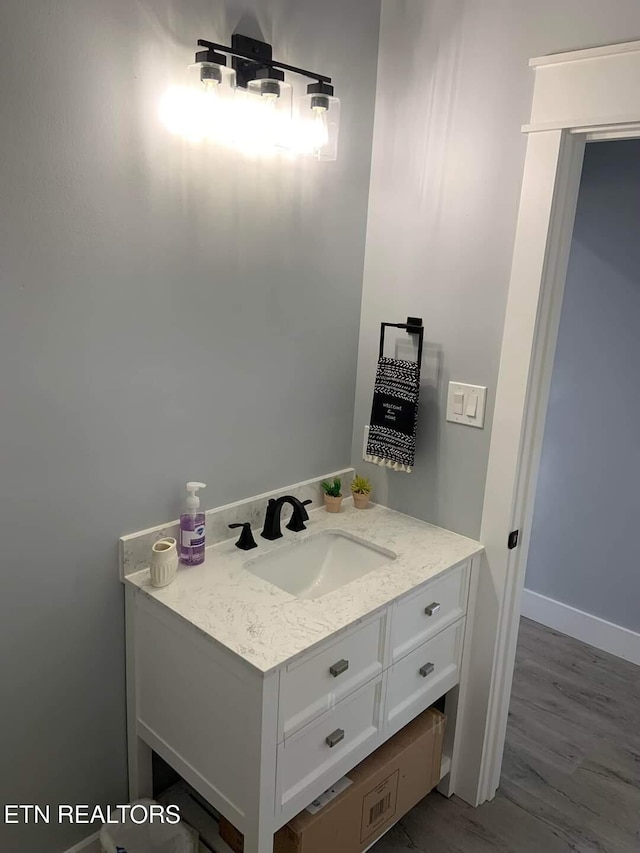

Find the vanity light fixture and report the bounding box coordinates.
[160,33,340,160]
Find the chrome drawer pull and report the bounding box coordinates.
[325,728,345,748]
[419,662,435,678]
[424,602,441,617]
[329,659,349,678]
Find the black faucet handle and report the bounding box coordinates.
[286,498,313,533]
[229,522,258,551]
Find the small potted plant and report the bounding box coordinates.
[350,474,372,509]
[321,477,343,513]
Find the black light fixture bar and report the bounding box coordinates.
[196,36,332,86]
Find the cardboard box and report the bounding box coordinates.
[219,707,445,853]
[220,817,244,852]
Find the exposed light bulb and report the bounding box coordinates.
[200,64,222,87]
[260,80,281,100]
[238,78,293,154]
[160,62,236,145]
[310,105,330,150]
[310,94,330,111]
[233,91,276,155]
[298,89,339,160]
[197,64,231,144]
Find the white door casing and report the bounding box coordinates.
[470,40,640,805]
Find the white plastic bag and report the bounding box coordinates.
[99,799,198,853]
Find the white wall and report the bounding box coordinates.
[0,2,380,851]
[525,140,640,634]
[353,0,640,538]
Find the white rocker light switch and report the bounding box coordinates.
[447,382,487,428]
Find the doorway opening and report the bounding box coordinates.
[522,138,640,665]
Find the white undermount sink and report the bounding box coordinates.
[244,530,397,600]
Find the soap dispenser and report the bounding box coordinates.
[180,482,207,566]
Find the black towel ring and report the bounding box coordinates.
[379,317,424,366]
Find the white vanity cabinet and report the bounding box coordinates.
[126,558,475,853]
[278,614,386,741]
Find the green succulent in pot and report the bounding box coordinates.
[321,477,343,513]
[351,474,372,509]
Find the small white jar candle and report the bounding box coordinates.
[149,537,178,588]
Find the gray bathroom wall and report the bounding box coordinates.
[525,140,640,632]
[352,0,640,538]
[0,2,380,850]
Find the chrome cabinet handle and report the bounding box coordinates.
[424,602,441,617]
[325,728,345,748]
[329,659,349,678]
[419,662,435,678]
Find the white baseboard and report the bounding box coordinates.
[63,831,101,853]
[521,588,640,666]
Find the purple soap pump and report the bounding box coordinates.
[179,482,207,566]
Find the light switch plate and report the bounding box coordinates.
[446,382,487,428]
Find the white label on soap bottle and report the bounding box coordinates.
[181,524,205,548]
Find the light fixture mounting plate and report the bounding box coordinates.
[231,33,273,89]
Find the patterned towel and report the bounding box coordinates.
[365,357,420,473]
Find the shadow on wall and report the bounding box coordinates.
[233,12,265,42]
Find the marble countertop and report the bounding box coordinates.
[126,502,483,674]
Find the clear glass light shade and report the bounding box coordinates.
[234,79,293,154]
[160,62,236,145]
[294,93,340,161]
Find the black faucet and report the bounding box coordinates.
[228,522,258,551]
[261,496,312,540]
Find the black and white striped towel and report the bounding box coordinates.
[365,357,420,473]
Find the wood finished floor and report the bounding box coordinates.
[372,617,640,853]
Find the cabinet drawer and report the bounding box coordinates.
[276,676,383,816]
[390,563,469,662]
[279,615,385,740]
[386,619,464,734]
